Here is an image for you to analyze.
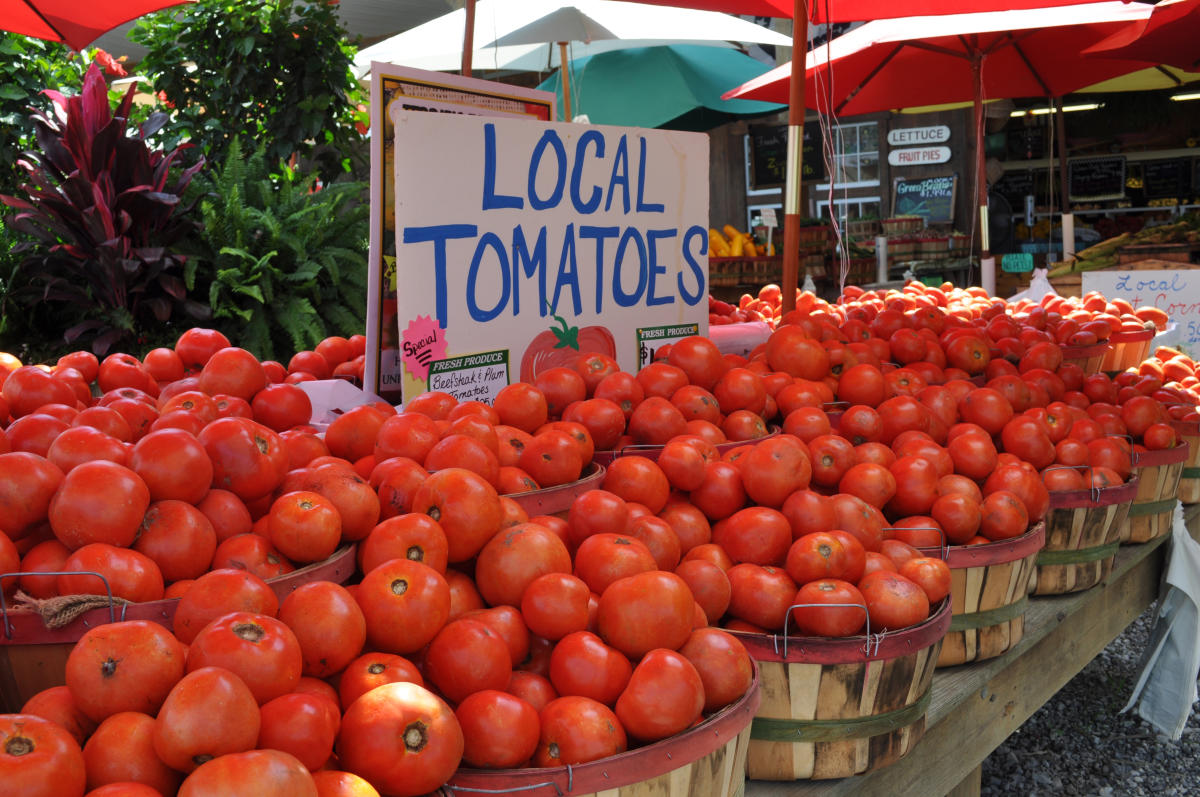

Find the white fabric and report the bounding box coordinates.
[354,0,790,76]
[1121,504,1200,740]
[1008,267,1057,303]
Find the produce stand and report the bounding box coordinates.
[745,533,1169,797]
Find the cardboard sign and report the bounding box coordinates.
[427,349,511,404]
[887,146,951,167]
[1002,253,1034,273]
[391,112,709,403]
[1083,269,1200,348]
[637,323,700,369]
[365,64,556,404]
[887,125,950,146]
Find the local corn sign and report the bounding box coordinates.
[390,111,710,404]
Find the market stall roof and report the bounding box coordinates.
[1083,0,1200,73]
[631,0,1149,23]
[535,44,785,130]
[723,1,1156,113]
[353,0,790,77]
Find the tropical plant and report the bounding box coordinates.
[130,0,366,183]
[185,138,368,362]
[0,62,208,355]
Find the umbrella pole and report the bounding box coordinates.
[1054,97,1075,260]
[559,42,572,122]
[781,1,808,315]
[973,57,995,296]
[462,0,475,76]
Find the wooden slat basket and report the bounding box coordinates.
[732,598,951,781]
[1100,328,1154,373]
[442,665,760,797]
[930,522,1044,668]
[1125,443,1188,544]
[506,463,605,517]
[1058,341,1111,375]
[1035,478,1137,596]
[0,544,357,712]
[1170,419,1200,504]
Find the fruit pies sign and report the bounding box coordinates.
[391,110,709,405]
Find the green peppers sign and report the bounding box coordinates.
[391,111,709,404]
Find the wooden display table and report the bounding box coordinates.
[746,533,1169,797]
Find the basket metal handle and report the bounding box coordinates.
[0,570,123,640]
[779,601,879,658]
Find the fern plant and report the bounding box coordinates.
[185,139,368,361]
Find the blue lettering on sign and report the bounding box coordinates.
[580,225,619,313]
[481,124,522,210]
[646,228,677,306]
[679,226,708,306]
[511,226,548,317]
[402,223,478,328]
[402,126,709,328]
[636,137,664,213]
[551,223,582,316]
[466,232,509,323]
[613,228,648,307]
[606,136,631,214]
[529,130,567,211]
[571,130,604,214]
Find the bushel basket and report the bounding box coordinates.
[733,598,950,781]
[1036,477,1137,595]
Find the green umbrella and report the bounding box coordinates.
[536,44,784,130]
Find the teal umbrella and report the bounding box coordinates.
[536,44,784,130]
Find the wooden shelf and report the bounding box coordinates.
[745,533,1169,797]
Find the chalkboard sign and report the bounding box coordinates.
[1069,156,1126,202]
[891,174,957,224]
[1142,158,1190,199]
[1007,127,1047,160]
[993,170,1035,206]
[749,123,825,190]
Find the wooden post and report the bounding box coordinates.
[559,42,572,122]
[781,0,808,314]
[1054,97,1075,259]
[973,55,995,295]
[461,0,475,76]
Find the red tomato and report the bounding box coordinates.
[534,696,626,767]
[424,618,513,704]
[456,690,540,769]
[0,713,86,797]
[548,630,632,705]
[596,571,694,658]
[615,649,704,742]
[186,612,303,705]
[153,667,261,773]
[337,682,463,796]
[857,570,930,631]
[790,578,867,637]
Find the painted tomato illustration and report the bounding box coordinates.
[520,313,616,382]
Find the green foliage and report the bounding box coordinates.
[186,139,368,362]
[1,63,207,355]
[131,0,366,183]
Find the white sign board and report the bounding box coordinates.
[1083,269,1200,347]
[888,146,952,167]
[391,112,709,403]
[887,125,950,147]
[365,64,555,404]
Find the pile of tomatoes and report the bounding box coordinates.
[0,278,1195,797]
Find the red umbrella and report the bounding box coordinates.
[3,0,191,50]
[606,0,1132,308]
[1083,0,1200,72]
[725,1,1154,294]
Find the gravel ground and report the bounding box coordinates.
[980,608,1200,797]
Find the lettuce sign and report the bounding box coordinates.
[391,111,709,404]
